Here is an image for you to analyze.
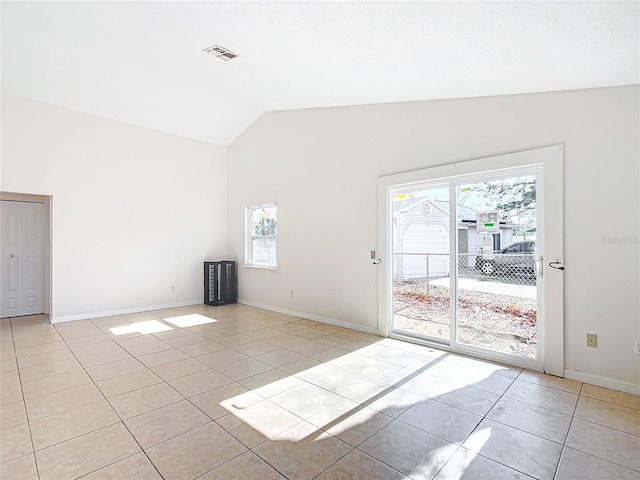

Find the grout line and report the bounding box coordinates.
[308,444,355,480]
[5,307,639,479]
[553,444,570,480]
[7,317,41,479]
[101,313,305,477]
[76,451,157,480]
[57,320,170,479]
[26,418,123,454]
[425,443,465,480]
[249,447,297,480]
[567,414,640,438]
[57,326,151,456]
[425,369,540,480]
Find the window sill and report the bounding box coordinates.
[242,264,279,270]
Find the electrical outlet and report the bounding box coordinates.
[587,333,597,348]
[290,290,294,296]
[171,285,176,292]
[635,339,640,356]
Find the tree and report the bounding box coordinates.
[254,209,277,236]
[474,176,537,234]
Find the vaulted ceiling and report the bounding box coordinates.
[2,1,638,146]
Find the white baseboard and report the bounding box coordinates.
[238,298,380,336]
[51,299,202,324]
[564,369,640,395]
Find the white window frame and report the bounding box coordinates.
[245,203,278,269]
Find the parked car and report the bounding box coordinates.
[476,241,536,276]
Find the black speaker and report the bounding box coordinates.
[204,261,237,306]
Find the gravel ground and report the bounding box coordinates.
[393,284,537,359]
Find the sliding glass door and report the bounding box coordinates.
[391,184,451,343]
[390,170,541,364]
[380,146,564,372]
[453,173,540,361]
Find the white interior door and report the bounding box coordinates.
[1,201,46,317]
[378,145,564,374]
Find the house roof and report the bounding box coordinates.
[2,2,638,145]
[434,200,478,222]
[393,196,475,221]
[393,197,448,215]
[393,196,519,228]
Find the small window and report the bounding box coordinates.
[245,203,277,268]
[492,234,501,251]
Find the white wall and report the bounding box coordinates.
[227,85,640,389]
[1,96,228,321]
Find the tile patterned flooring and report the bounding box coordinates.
[1,304,639,479]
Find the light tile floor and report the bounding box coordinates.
[1,304,639,480]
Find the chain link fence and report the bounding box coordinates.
[393,253,537,358]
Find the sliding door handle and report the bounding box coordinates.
[535,257,543,277]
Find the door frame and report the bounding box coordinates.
[1,192,53,320]
[377,145,564,375]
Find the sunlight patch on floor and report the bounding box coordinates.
[109,320,173,335]
[163,313,217,328]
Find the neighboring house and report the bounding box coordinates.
[393,196,515,281]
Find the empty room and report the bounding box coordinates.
[1,1,639,480]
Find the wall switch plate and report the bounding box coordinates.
[587,333,597,348]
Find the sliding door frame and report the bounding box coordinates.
[377,145,564,375]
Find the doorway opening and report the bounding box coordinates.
[378,146,564,374]
[391,171,540,361]
[1,192,52,321]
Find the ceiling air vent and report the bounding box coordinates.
[203,45,239,62]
